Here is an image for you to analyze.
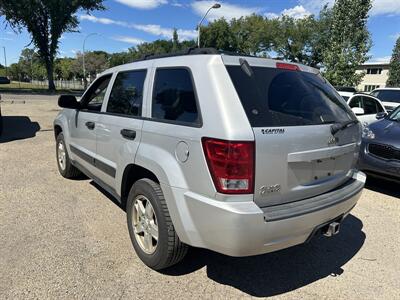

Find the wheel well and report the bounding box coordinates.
[54,125,62,139]
[121,164,159,206]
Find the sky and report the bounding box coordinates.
[0,0,400,65]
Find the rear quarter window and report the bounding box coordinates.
[151,68,201,126]
[226,66,354,127]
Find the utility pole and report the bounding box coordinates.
[197,3,221,48]
[3,47,7,77]
[83,33,98,89]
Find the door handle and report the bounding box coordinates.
[120,129,136,140]
[85,121,95,130]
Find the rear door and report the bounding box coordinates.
[225,62,361,208]
[96,69,147,188]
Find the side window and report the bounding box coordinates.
[349,96,362,108]
[107,70,147,117]
[82,75,112,112]
[152,68,200,125]
[363,97,378,115]
[376,101,384,113]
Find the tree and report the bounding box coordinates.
[322,0,372,86]
[231,15,274,55]
[386,37,400,87]
[0,0,104,91]
[172,28,179,52]
[200,18,238,51]
[54,58,75,80]
[72,51,108,82]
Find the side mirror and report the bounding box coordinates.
[376,112,387,120]
[58,95,79,109]
[352,107,365,116]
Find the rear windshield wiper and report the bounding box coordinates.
[330,119,359,135]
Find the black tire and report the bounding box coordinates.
[126,178,188,270]
[56,132,82,179]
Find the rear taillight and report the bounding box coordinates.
[202,138,255,194]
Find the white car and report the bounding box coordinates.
[347,93,387,126]
[338,91,354,102]
[370,88,400,112]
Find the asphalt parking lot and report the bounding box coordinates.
[0,94,399,299]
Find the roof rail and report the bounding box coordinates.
[136,47,220,62]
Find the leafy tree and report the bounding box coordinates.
[272,16,318,65]
[322,0,372,86]
[172,28,179,52]
[109,52,134,67]
[231,15,274,55]
[54,58,75,80]
[200,18,238,51]
[0,0,104,91]
[386,37,400,87]
[72,51,109,81]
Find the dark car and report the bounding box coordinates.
[0,76,10,84]
[358,105,400,181]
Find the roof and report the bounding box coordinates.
[102,47,319,76]
[359,61,390,67]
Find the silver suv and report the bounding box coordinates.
[54,48,366,270]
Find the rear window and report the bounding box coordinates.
[373,90,400,103]
[226,66,355,127]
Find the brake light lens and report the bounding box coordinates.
[276,62,300,71]
[202,138,255,194]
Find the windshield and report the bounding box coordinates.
[226,65,355,127]
[388,106,400,121]
[374,90,400,103]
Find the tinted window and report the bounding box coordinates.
[349,96,362,108]
[373,90,400,103]
[82,75,112,112]
[227,66,354,127]
[152,68,200,125]
[363,97,379,114]
[107,70,146,116]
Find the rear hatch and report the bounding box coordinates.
[224,57,361,208]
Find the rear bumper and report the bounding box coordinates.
[162,171,365,257]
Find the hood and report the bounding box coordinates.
[367,119,400,147]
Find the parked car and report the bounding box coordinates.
[335,86,357,101]
[358,105,400,182]
[0,76,10,84]
[347,93,387,126]
[54,48,365,270]
[370,88,400,112]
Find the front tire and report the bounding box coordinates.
[126,179,188,270]
[56,132,82,179]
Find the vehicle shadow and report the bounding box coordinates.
[0,116,41,143]
[88,179,365,297]
[162,215,365,297]
[90,181,126,210]
[365,176,400,198]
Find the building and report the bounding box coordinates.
[356,61,390,92]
